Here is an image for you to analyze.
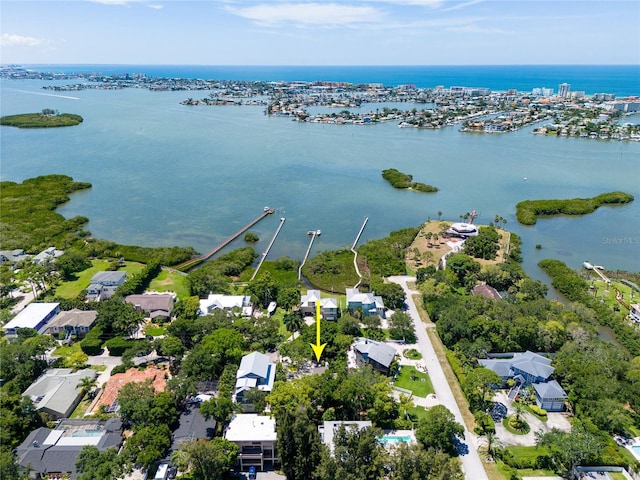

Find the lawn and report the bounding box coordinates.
[54,260,145,299]
[53,342,82,358]
[405,405,428,422]
[394,365,434,397]
[404,348,422,360]
[144,325,166,337]
[148,269,190,299]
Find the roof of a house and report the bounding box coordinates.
[4,303,59,331]
[22,368,96,418]
[533,379,567,399]
[224,414,276,443]
[477,359,513,378]
[471,283,502,300]
[353,338,396,368]
[235,352,276,395]
[45,309,98,331]
[0,249,25,262]
[511,351,554,380]
[199,294,250,314]
[90,271,126,285]
[346,288,385,309]
[319,421,372,453]
[171,403,216,451]
[124,293,174,313]
[15,419,122,480]
[33,247,65,263]
[93,367,166,412]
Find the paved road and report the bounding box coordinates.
[389,276,489,480]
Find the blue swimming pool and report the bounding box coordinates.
[379,435,412,445]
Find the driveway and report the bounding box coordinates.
[492,391,572,447]
[389,276,489,480]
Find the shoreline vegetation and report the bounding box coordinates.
[382,169,438,193]
[0,111,83,128]
[515,191,634,225]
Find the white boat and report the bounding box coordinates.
[583,261,593,270]
[267,301,277,315]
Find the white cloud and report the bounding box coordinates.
[224,3,383,27]
[1,33,43,47]
[148,3,164,9]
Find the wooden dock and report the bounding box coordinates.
[174,208,275,272]
[251,217,286,281]
[298,230,321,280]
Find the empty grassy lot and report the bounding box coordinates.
[394,365,434,397]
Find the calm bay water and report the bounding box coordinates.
[1,66,639,283]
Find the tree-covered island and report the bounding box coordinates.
[0,109,83,128]
[382,168,438,193]
[516,191,634,225]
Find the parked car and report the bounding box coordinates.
[248,466,257,480]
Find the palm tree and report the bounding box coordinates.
[481,430,503,460]
[79,376,97,396]
[283,313,303,333]
[437,211,443,220]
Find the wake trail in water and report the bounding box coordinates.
[7,88,80,100]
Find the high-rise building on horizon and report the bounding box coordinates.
[558,82,571,98]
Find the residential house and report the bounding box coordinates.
[319,421,371,454]
[224,414,277,471]
[478,351,567,411]
[234,352,276,408]
[471,283,502,300]
[22,368,97,419]
[3,302,60,337]
[125,293,174,322]
[346,288,385,318]
[171,403,217,451]
[300,290,338,320]
[15,418,123,480]
[86,271,126,301]
[0,248,26,264]
[44,309,97,338]
[92,366,166,414]
[33,246,64,264]
[352,338,396,375]
[199,294,252,316]
[533,380,567,412]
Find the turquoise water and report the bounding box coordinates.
[1,74,639,283]
[631,445,640,459]
[380,435,412,445]
[72,429,103,437]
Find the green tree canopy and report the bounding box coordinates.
[415,405,465,456]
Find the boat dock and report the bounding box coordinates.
[175,207,275,271]
[251,217,286,281]
[351,217,369,288]
[298,230,321,280]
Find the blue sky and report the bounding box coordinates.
[1,0,639,65]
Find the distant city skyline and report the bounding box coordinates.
[1,0,639,66]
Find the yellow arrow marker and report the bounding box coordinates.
[310,301,327,362]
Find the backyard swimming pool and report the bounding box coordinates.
[379,435,412,445]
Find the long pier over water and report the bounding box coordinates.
[175,207,274,271]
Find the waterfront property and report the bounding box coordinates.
[630,303,640,325]
[15,418,123,480]
[346,288,385,318]
[22,368,97,419]
[300,289,338,320]
[224,414,278,471]
[33,246,65,264]
[3,302,60,337]
[44,308,98,338]
[445,222,479,238]
[0,248,26,263]
[85,271,127,301]
[471,283,502,300]
[352,338,397,375]
[234,352,277,408]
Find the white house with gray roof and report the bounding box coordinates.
[33,246,64,264]
[199,294,252,316]
[234,352,276,406]
[300,290,338,320]
[45,309,97,338]
[22,368,97,419]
